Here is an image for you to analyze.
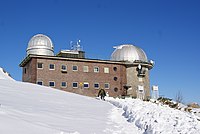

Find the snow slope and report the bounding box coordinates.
[0,67,14,81]
[0,67,200,134]
[0,68,115,134]
[0,80,115,134]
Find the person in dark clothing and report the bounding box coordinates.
[98,88,106,100]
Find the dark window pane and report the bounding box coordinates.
[62,65,66,70]
[73,66,78,71]
[113,67,117,71]
[24,68,26,74]
[73,82,78,87]
[49,64,55,69]
[37,81,43,85]
[114,77,118,81]
[94,83,99,88]
[38,63,43,68]
[114,87,118,92]
[84,83,89,88]
[61,82,66,87]
[49,82,55,87]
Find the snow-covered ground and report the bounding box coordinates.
[107,98,200,134]
[192,108,200,118]
[0,68,200,134]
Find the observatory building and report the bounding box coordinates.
[20,34,154,99]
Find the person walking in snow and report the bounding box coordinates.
[98,88,106,100]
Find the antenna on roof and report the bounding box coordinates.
[69,39,83,51]
[76,39,81,51]
[70,41,74,50]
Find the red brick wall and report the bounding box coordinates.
[34,58,127,97]
[22,58,37,83]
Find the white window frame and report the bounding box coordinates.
[37,81,43,86]
[104,67,109,73]
[49,64,55,70]
[72,82,78,88]
[61,65,67,71]
[37,63,43,69]
[94,83,99,89]
[49,81,55,87]
[72,65,78,71]
[83,82,89,88]
[83,66,89,72]
[105,83,110,89]
[138,77,143,82]
[94,66,99,73]
[61,82,67,88]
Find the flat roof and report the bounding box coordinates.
[19,54,153,69]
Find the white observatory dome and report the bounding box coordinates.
[26,34,54,56]
[111,44,148,62]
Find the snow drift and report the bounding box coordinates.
[107,98,200,134]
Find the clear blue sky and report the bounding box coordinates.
[0,0,199,104]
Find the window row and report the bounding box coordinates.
[37,81,110,89]
[37,63,118,73]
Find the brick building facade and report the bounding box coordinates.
[20,34,154,99]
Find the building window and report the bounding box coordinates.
[104,67,109,73]
[24,68,26,74]
[83,66,89,72]
[94,66,99,73]
[114,77,118,81]
[83,82,89,88]
[113,67,117,71]
[139,77,143,82]
[61,82,67,88]
[114,87,118,92]
[105,83,110,89]
[37,81,43,85]
[37,63,43,69]
[49,81,55,87]
[61,65,67,71]
[49,64,55,70]
[72,65,78,71]
[72,82,78,88]
[94,83,99,89]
